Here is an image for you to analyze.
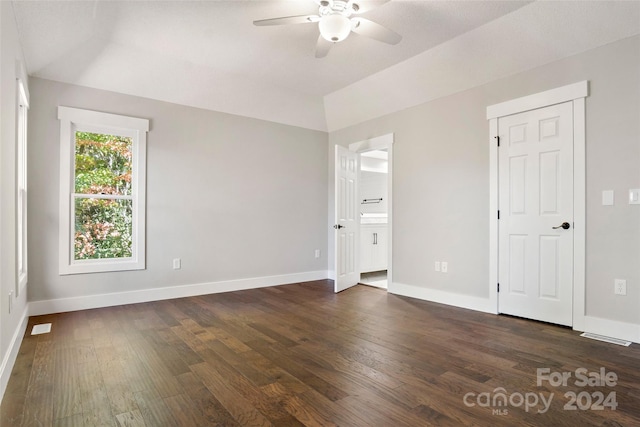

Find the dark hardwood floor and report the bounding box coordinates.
[1,280,639,426]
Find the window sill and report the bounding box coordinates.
[60,258,145,275]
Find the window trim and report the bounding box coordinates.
[58,106,149,275]
[16,77,29,293]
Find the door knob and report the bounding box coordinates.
[552,222,571,230]
[333,224,344,229]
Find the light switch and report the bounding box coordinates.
[602,190,614,206]
[629,189,640,205]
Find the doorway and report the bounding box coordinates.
[351,133,394,292]
[497,102,574,326]
[359,149,389,289]
[333,133,394,293]
[487,81,587,329]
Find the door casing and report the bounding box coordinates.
[487,81,588,331]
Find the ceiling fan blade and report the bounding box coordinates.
[253,15,320,26]
[351,17,402,45]
[349,0,390,14]
[315,35,333,58]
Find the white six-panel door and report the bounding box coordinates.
[335,145,359,293]
[498,101,574,326]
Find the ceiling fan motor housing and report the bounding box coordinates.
[319,0,359,16]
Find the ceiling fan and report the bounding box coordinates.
[253,0,402,58]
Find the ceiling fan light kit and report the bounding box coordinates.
[319,14,352,42]
[253,0,401,58]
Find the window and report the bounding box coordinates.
[17,78,29,292]
[58,107,149,275]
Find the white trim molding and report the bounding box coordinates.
[58,106,149,132]
[390,282,496,314]
[0,307,29,405]
[583,316,640,345]
[488,119,499,314]
[349,133,394,153]
[487,81,588,330]
[486,81,588,119]
[29,271,329,316]
[15,61,29,103]
[571,97,587,332]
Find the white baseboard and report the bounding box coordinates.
[389,282,497,314]
[0,306,29,404]
[387,283,639,343]
[582,315,640,344]
[361,280,388,290]
[29,270,329,316]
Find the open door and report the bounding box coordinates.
[334,145,359,292]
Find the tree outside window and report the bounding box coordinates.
[74,131,133,260]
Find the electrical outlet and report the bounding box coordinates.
[441,262,448,273]
[315,249,321,259]
[173,258,181,270]
[435,261,440,272]
[614,279,627,295]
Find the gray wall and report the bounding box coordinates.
[28,78,328,302]
[329,35,640,325]
[1,0,30,386]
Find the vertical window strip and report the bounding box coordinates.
[17,79,29,291]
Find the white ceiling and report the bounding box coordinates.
[11,1,640,132]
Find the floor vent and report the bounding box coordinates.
[31,323,52,335]
[580,332,631,347]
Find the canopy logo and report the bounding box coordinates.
[463,388,552,415]
[462,367,619,416]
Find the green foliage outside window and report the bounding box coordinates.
[74,131,133,260]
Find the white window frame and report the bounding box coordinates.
[58,106,149,275]
[16,77,29,293]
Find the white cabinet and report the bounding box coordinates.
[360,224,387,273]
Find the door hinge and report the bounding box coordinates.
[495,136,500,147]
[497,210,500,220]
[497,283,500,292]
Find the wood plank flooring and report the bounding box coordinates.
[2,280,639,426]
